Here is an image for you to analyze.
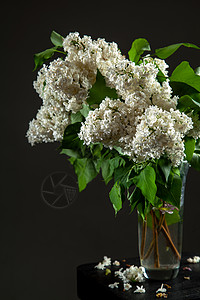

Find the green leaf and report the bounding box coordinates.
[87,70,118,105]
[128,38,151,63]
[60,148,80,158]
[158,158,172,183]
[156,173,182,208]
[61,123,83,150]
[177,95,200,112]
[165,209,181,226]
[109,182,122,215]
[129,187,142,213]
[184,137,195,161]
[74,158,98,191]
[170,61,200,93]
[50,31,64,47]
[80,104,91,118]
[155,42,200,59]
[133,166,157,205]
[190,153,200,171]
[101,157,125,185]
[70,111,84,124]
[33,47,57,71]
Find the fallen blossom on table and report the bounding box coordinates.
[134,285,146,293]
[187,256,200,263]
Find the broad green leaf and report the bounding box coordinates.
[109,182,122,215]
[101,157,125,185]
[128,38,151,63]
[133,166,157,205]
[74,158,98,191]
[156,174,182,208]
[62,123,82,150]
[165,209,181,226]
[155,42,200,59]
[50,31,64,47]
[177,95,200,112]
[87,70,118,105]
[60,148,80,158]
[101,160,114,184]
[170,61,200,92]
[129,187,142,213]
[158,158,172,182]
[190,153,200,171]
[80,104,91,118]
[184,137,195,161]
[114,165,133,188]
[33,47,57,71]
[137,198,150,220]
[70,111,83,124]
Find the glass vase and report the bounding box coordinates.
[138,161,189,280]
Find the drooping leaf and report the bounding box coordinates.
[70,111,84,124]
[156,173,182,208]
[155,42,200,59]
[184,137,196,162]
[165,209,181,226]
[87,70,118,105]
[50,31,64,47]
[62,123,82,149]
[133,166,157,205]
[190,153,200,171]
[177,95,200,112]
[60,148,80,159]
[128,38,151,63]
[129,187,142,213]
[158,158,172,183]
[80,104,91,118]
[33,47,58,71]
[170,61,200,93]
[109,181,122,215]
[101,157,125,185]
[73,158,98,191]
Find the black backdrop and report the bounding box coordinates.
[1,1,200,299]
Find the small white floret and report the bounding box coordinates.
[124,283,132,291]
[134,285,146,293]
[187,256,200,263]
[156,284,167,293]
[108,282,119,289]
[113,260,120,266]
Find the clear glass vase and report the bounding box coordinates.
[138,161,189,280]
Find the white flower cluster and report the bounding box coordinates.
[79,98,193,166]
[115,265,145,283]
[27,32,124,145]
[27,32,197,167]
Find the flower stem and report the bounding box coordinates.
[140,216,147,259]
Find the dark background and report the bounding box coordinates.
[1,1,200,299]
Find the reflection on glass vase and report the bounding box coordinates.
[138,161,189,280]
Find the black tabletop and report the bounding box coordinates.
[77,253,200,299]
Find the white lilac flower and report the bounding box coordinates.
[95,256,111,270]
[78,97,137,148]
[108,282,120,289]
[95,262,106,270]
[114,265,145,283]
[187,256,200,263]
[134,285,146,293]
[123,283,132,291]
[156,284,167,293]
[113,260,120,266]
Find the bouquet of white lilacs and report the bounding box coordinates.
[27,31,200,219]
